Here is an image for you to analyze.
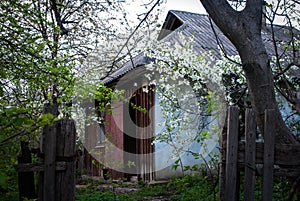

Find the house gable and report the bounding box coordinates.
[157,11,183,40]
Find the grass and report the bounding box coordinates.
[75,174,219,201]
[76,181,171,201]
[2,173,291,200]
[75,174,294,201]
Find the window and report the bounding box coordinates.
[97,119,105,144]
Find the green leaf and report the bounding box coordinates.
[0,172,9,190]
[38,113,54,126]
[0,86,3,97]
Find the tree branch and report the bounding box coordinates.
[208,16,242,66]
[104,0,161,77]
[199,0,240,41]
[50,0,68,35]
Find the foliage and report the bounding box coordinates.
[168,174,219,201]
[238,175,292,201]
[95,84,125,114]
[136,185,169,198]
[1,191,19,201]
[0,141,19,194]
[75,174,218,201]
[200,0,300,144]
[0,0,72,193]
[75,182,169,201]
[72,1,166,174]
[75,174,294,201]
[145,33,223,174]
[217,54,300,135]
[71,0,164,138]
[76,184,120,201]
[0,0,165,196]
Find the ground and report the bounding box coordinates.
[75,174,219,201]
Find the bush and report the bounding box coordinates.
[168,174,219,201]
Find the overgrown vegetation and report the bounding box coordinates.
[75,173,293,201]
[1,0,300,200]
[0,0,163,198]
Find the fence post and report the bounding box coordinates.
[225,106,239,201]
[43,120,57,201]
[55,119,76,201]
[263,109,275,201]
[219,111,228,201]
[244,109,256,201]
[39,103,59,201]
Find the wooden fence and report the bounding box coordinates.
[16,118,76,201]
[220,106,300,201]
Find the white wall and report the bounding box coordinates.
[153,91,219,180]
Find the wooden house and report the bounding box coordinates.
[83,10,298,181]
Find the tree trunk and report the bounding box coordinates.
[242,52,296,144]
[200,0,297,144]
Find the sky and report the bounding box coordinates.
[162,0,299,26]
[164,0,205,14]
[124,1,299,29]
[157,0,206,23]
[125,0,206,24]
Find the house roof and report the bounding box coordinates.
[102,10,296,84]
[101,55,154,85]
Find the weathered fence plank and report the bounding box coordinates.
[238,142,300,167]
[263,109,275,201]
[274,144,300,166]
[225,107,239,201]
[43,121,57,201]
[40,103,59,201]
[244,109,256,201]
[221,107,300,200]
[16,162,66,172]
[18,141,35,201]
[55,119,76,201]
[219,111,228,201]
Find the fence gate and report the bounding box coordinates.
[16,118,76,201]
[220,106,300,201]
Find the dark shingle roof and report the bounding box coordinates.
[160,10,237,55]
[101,56,154,84]
[102,10,296,84]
